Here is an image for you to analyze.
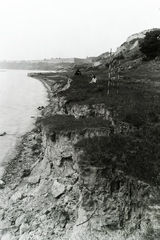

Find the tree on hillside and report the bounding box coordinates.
[139,30,160,60]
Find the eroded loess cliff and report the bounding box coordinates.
[1,72,160,240]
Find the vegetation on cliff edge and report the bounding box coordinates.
[75,124,160,186]
[41,114,110,133]
[140,30,160,60]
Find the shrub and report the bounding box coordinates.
[140,30,160,60]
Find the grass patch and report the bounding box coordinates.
[75,124,160,186]
[40,114,110,134]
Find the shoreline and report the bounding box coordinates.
[33,76,53,100]
[0,74,52,182]
[0,135,24,180]
[2,128,43,188]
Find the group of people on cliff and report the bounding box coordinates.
[75,69,98,83]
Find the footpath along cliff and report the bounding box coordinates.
[1,62,160,240]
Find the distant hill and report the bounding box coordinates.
[0,60,74,71]
[92,52,110,67]
[96,52,110,60]
[0,57,97,70]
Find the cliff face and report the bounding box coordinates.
[43,132,149,240]
[71,163,149,240]
[38,100,150,240]
[0,77,159,240]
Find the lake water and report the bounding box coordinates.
[0,70,49,179]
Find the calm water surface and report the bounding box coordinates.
[0,70,48,178]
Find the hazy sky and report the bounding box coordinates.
[0,0,159,60]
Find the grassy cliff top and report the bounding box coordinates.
[58,69,160,128]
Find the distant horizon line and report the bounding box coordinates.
[0,52,113,62]
[0,56,105,62]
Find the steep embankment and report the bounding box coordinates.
[1,67,160,240]
[114,28,160,58]
[92,28,160,69]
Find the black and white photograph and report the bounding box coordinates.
[0,0,160,239]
